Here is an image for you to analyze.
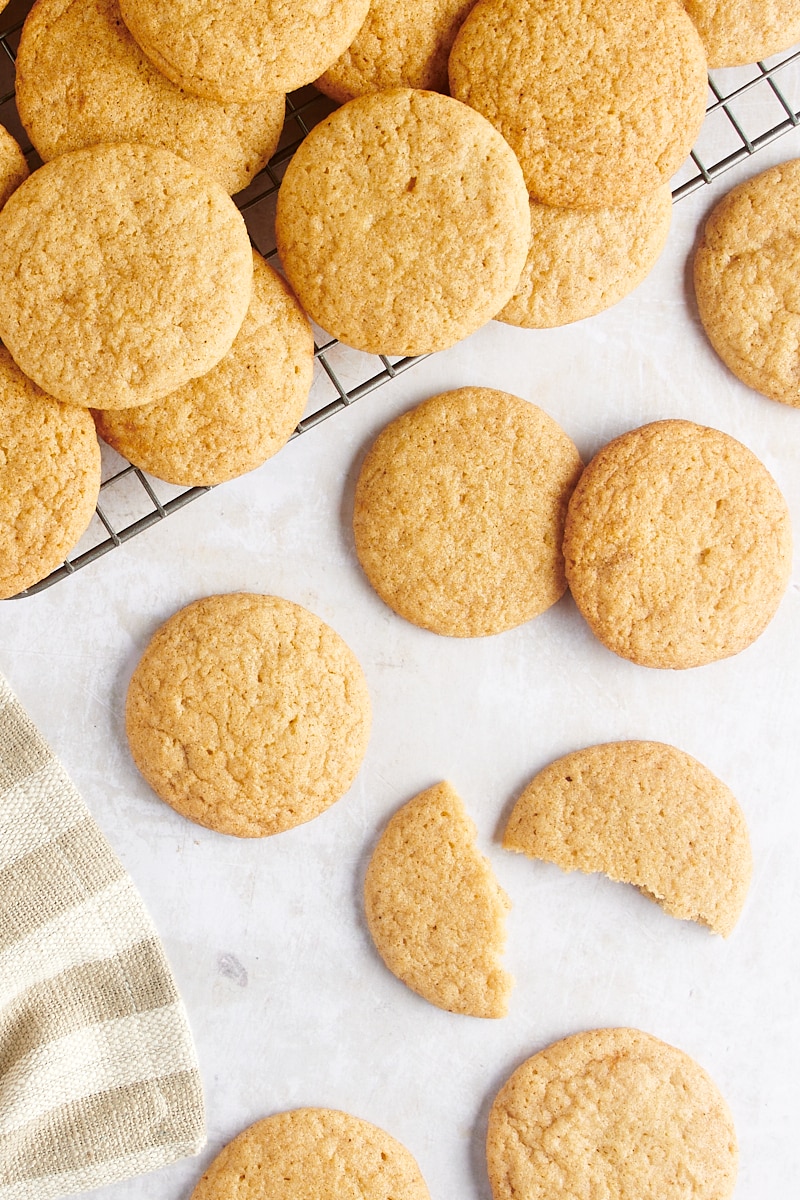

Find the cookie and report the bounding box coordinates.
[694,158,800,407]
[275,89,530,356]
[448,0,708,208]
[119,0,371,101]
[94,252,313,486]
[0,344,100,599]
[563,419,792,668]
[353,388,582,637]
[316,0,478,102]
[0,143,253,409]
[0,124,29,211]
[498,186,673,329]
[15,0,286,195]
[682,0,800,67]
[364,781,513,1018]
[190,1109,431,1200]
[503,740,752,936]
[487,1028,738,1200]
[125,593,372,838]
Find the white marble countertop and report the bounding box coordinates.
[2,124,800,1199]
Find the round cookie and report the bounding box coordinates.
[487,1028,738,1200]
[563,420,792,668]
[694,159,800,407]
[448,0,708,208]
[125,593,372,838]
[364,782,513,1018]
[353,388,583,637]
[503,740,752,936]
[189,1109,432,1200]
[15,0,286,196]
[682,0,800,68]
[275,89,530,356]
[316,0,478,102]
[118,0,371,101]
[94,251,313,486]
[0,124,29,211]
[0,344,100,599]
[498,186,673,329]
[0,143,253,409]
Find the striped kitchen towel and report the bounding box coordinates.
[0,671,205,1198]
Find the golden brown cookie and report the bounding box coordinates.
[316,0,478,102]
[498,187,673,328]
[126,593,372,838]
[0,344,100,599]
[119,0,371,101]
[694,158,800,407]
[449,0,708,208]
[190,1109,432,1200]
[93,252,313,486]
[15,0,285,195]
[364,781,513,1018]
[353,388,582,637]
[503,740,752,936]
[487,1028,738,1200]
[682,0,800,67]
[0,124,29,211]
[563,420,792,668]
[275,89,530,356]
[0,143,253,409]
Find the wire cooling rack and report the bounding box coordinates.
[1,0,800,595]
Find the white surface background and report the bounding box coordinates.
[2,120,800,1198]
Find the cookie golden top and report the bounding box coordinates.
[0,345,100,599]
[694,158,800,407]
[353,388,582,636]
[0,124,29,211]
[498,186,672,329]
[563,419,792,668]
[317,0,477,101]
[119,0,371,99]
[487,1028,738,1200]
[276,89,530,356]
[190,1109,431,1200]
[125,593,372,838]
[449,0,707,208]
[94,252,313,486]
[682,0,800,67]
[504,740,752,936]
[0,143,253,409]
[15,0,286,195]
[364,782,513,1017]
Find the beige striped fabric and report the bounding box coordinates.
[0,671,205,1198]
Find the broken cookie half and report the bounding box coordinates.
[503,741,751,937]
[365,781,513,1017]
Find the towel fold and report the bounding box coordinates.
[0,671,205,1198]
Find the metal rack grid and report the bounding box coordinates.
[1,2,800,594]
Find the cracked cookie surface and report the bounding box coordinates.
[503,740,752,936]
[275,88,530,356]
[15,0,286,195]
[94,251,313,486]
[119,0,371,99]
[0,345,100,599]
[0,142,253,409]
[126,593,372,838]
[487,1028,738,1200]
[563,419,792,667]
[364,781,513,1017]
[694,158,800,406]
[190,1108,431,1200]
[353,387,582,636]
[0,124,29,210]
[449,0,707,208]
